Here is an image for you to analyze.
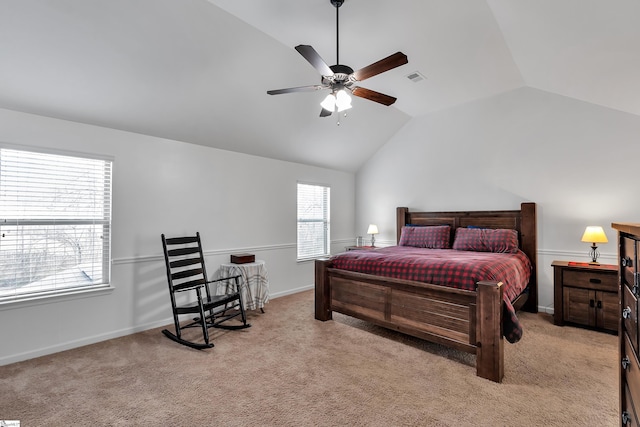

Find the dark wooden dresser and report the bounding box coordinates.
[612,222,640,426]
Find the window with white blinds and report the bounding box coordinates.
[297,182,330,260]
[0,147,112,302]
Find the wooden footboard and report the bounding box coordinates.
[315,258,505,382]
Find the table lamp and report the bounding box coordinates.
[581,226,608,263]
[367,224,379,247]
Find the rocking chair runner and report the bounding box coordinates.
[161,232,250,349]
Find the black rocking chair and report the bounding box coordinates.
[161,232,250,349]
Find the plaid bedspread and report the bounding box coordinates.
[330,246,532,343]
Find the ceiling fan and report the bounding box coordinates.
[267,0,408,118]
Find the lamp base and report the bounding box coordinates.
[588,244,600,263]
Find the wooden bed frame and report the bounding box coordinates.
[315,202,537,382]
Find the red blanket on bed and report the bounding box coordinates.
[330,246,532,343]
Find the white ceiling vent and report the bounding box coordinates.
[406,71,426,83]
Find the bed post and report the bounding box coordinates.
[397,207,408,244]
[315,258,333,321]
[476,281,504,383]
[520,202,538,313]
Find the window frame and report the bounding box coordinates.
[0,143,113,304]
[296,181,330,261]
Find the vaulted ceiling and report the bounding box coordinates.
[1,1,638,172]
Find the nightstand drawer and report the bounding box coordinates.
[562,269,617,292]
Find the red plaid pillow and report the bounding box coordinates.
[452,227,519,253]
[398,225,451,249]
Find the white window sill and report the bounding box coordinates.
[297,255,330,263]
[0,285,115,311]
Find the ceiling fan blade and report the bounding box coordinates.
[351,87,397,106]
[320,108,333,117]
[352,52,408,81]
[267,85,326,95]
[295,45,334,76]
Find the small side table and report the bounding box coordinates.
[552,260,618,333]
[219,260,270,312]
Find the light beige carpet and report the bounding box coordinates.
[0,290,618,426]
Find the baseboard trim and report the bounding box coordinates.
[538,305,554,315]
[270,284,314,299]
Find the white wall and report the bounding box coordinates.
[356,86,640,312]
[0,108,355,365]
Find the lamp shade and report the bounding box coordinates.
[367,224,379,235]
[320,94,336,111]
[335,89,352,112]
[581,226,608,244]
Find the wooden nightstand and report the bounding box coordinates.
[552,260,618,333]
[345,246,377,251]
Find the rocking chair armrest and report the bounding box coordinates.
[174,282,207,293]
[206,275,241,284]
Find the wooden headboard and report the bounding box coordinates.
[396,202,538,311]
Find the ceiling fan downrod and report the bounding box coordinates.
[331,0,344,65]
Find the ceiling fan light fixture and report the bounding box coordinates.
[335,89,352,112]
[320,93,336,111]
